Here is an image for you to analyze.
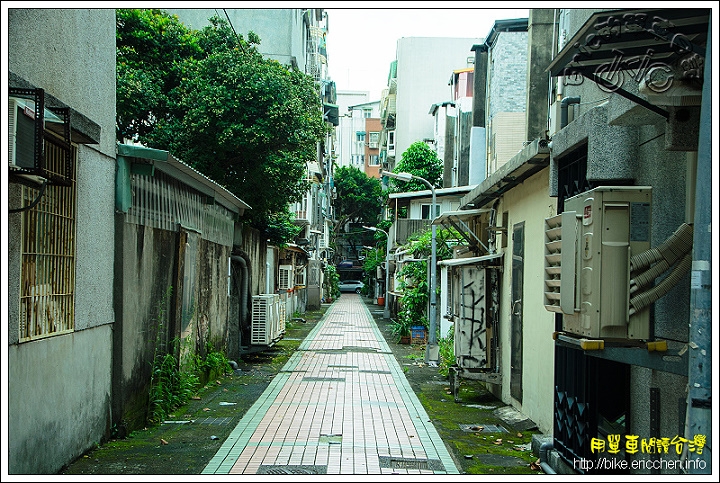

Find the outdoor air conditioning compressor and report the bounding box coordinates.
[543,186,653,340]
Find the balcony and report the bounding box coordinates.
[389,218,432,249]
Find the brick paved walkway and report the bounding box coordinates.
[202,294,459,475]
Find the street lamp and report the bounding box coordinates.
[380,170,438,364]
[363,225,391,320]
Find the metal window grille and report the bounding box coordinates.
[19,141,76,340]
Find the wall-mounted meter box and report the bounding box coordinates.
[544,186,652,339]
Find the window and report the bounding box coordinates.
[363,109,372,118]
[356,131,366,142]
[421,204,441,220]
[369,155,380,166]
[18,140,77,341]
[369,132,379,149]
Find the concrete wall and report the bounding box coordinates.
[168,8,309,70]
[395,37,481,161]
[494,168,556,434]
[8,8,117,474]
[547,8,695,473]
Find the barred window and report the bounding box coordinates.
[18,140,77,341]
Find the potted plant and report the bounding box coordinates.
[391,312,414,344]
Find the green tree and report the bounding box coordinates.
[389,141,443,193]
[116,10,328,245]
[332,166,383,231]
[331,165,383,257]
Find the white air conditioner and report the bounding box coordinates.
[278,265,293,291]
[251,294,283,345]
[544,186,652,339]
[8,97,37,170]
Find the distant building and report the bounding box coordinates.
[380,36,481,173]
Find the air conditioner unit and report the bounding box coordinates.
[369,142,378,149]
[251,294,283,345]
[8,97,38,170]
[544,186,652,340]
[278,265,293,291]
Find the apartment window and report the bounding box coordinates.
[421,204,441,220]
[363,109,372,118]
[369,155,380,166]
[356,131,366,142]
[369,131,379,149]
[18,141,77,341]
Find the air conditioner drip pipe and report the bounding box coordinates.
[539,441,557,474]
[629,253,692,316]
[630,223,693,272]
[560,96,581,129]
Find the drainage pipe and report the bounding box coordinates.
[560,96,581,129]
[539,440,557,474]
[231,254,250,350]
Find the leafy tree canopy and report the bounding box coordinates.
[389,141,443,193]
[116,9,328,245]
[332,165,383,233]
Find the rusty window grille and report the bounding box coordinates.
[18,140,77,341]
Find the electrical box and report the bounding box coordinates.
[544,186,652,339]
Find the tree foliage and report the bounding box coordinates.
[389,141,443,193]
[332,166,383,232]
[116,9,328,244]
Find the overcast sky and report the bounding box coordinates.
[324,7,530,100]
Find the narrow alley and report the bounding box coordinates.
[202,294,459,475]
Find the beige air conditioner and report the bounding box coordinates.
[544,186,652,340]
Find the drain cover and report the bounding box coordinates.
[196,417,234,425]
[257,465,327,474]
[459,423,508,433]
[378,456,445,471]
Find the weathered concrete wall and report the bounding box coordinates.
[8,8,116,474]
[547,8,694,473]
[113,223,236,431]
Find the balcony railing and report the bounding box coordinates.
[389,218,432,249]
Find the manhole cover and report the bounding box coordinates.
[257,465,327,474]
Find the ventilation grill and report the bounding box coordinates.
[543,214,563,312]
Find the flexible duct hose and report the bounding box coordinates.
[629,252,692,315]
[629,223,693,294]
[630,223,693,273]
[630,258,671,294]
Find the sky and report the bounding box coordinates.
[324,7,530,100]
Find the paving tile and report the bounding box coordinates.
[203,294,459,475]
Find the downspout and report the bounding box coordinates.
[560,96,581,129]
[231,254,250,350]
